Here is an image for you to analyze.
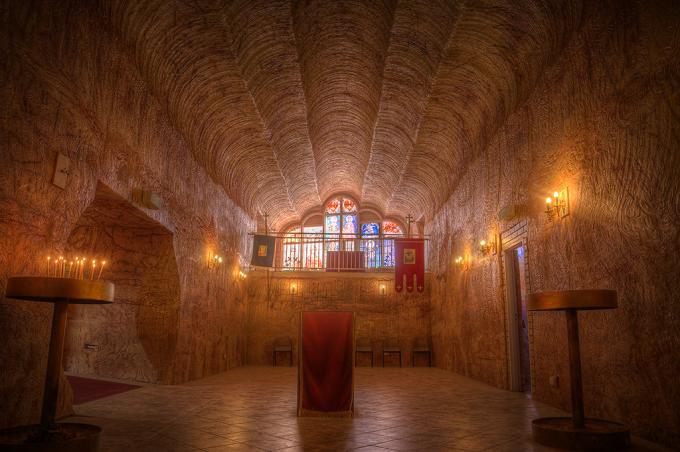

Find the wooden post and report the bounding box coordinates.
[41,302,69,427]
[566,309,585,428]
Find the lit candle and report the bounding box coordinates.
[59,256,64,277]
[553,191,559,199]
[480,240,486,246]
[47,256,51,277]
[91,260,96,280]
[97,261,106,280]
[546,197,552,205]
[68,261,73,278]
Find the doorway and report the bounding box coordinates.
[504,244,531,393]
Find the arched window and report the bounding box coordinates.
[382,221,403,267]
[325,197,358,252]
[279,197,408,271]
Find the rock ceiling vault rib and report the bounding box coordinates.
[97,0,586,227]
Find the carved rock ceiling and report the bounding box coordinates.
[99,0,584,229]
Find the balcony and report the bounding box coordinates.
[266,232,429,272]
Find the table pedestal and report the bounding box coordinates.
[528,290,630,451]
[0,277,114,451]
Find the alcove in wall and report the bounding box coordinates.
[63,183,180,385]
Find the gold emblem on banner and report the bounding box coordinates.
[258,245,268,257]
[404,248,416,264]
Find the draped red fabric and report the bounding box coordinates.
[299,311,354,415]
[394,238,425,292]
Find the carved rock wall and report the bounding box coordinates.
[0,3,252,429]
[426,1,680,447]
[63,184,181,384]
[246,272,430,367]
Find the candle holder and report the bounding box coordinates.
[528,290,630,451]
[0,276,114,451]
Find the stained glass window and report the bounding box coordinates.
[382,221,403,235]
[325,215,340,234]
[342,215,357,234]
[325,199,341,214]
[361,223,379,236]
[302,226,323,269]
[343,198,357,212]
[282,228,301,269]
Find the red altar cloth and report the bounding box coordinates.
[298,311,354,416]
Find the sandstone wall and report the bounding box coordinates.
[246,272,430,367]
[426,1,680,447]
[0,3,252,428]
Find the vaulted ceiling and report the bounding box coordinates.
[98,0,584,230]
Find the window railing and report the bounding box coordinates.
[272,232,428,272]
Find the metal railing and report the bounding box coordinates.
[272,232,428,272]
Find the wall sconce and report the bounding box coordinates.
[478,236,497,256]
[379,284,386,295]
[207,251,223,270]
[545,188,569,220]
[290,283,298,295]
[454,255,471,271]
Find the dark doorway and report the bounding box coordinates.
[504,245,531,393]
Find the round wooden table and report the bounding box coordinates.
[1,277,114,451]
[528,290,630,450]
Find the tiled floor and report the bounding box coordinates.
[66,367,670,452]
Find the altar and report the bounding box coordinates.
[297,311,355,417]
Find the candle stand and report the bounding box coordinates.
[528,290,630,451]
[0,277,114,452]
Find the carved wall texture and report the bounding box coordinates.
[64,185,181,384]
[0,3,252,429]
[427,2,680,447]
[246,272,430,367]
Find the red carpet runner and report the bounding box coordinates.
[67,375,140,405]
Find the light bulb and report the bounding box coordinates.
[480,240,486,246]
[546,197,552,204]
[553,191,559,198]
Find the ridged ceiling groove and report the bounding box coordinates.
[103,0,298,228]
[292,0,398,202]
[93,0,588,228]
[385,0,585,220]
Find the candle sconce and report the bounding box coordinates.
[479,236,497,256]
[379,284,386,295]
[545,188,569,221]
[207,251,223,271]
[454,255,471,271]
[290,283,298,295]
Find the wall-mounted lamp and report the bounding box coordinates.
[478,236,497,256]
[545,188,569,220]
[290,283,298,295]
[379,284,386,295]
[207,251,223,270]
[454,255,471,271]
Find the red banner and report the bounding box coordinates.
[394,238,425,292]
[298,311,354,416]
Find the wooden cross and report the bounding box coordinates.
[405,214,414,238]
[262,212,269,235]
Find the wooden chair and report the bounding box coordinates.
[273,336,293,367]
[412,337,432,367]
[355,337,374,367]
[382,337,402,367]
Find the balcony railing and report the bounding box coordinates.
[265,232,429,272]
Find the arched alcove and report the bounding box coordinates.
[63,183,181,384]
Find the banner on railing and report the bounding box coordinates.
[250,234,276,267]
[394,238,425,292]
